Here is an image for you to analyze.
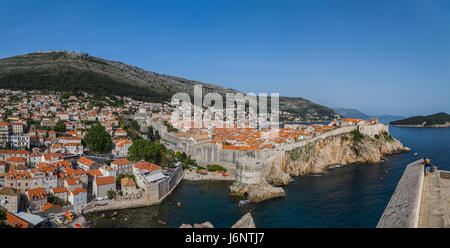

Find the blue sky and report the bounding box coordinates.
[1,0,449,116]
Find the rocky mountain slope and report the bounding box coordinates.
[0,51,339,120]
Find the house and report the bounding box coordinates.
[111,158,132,176]
[9,134,30,149]
[64,143,83,155]
[114,129,127,137]
[29,152,42,167]
[99,165,117,178]
[0,121,11,144]
[0,187,20,214]
[77,157,96,171]
[50,143,64,153]
[64,178,82,192]
[26,187,47,211]
[6,157,26,167]
[112,139,132,157]
[121,177,137,196]
[40,120,56,127]
[133,161,166,190]
[48,131,56,138]
[4,211,29,228]
[0,150,30,164]
[93,176,116,198]
[51,187,68,202]
[12,122,24,134]
[0,161,5,174]
[41,153,64,164]
[68,188,87,210]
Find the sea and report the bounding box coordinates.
[86,127,450,228]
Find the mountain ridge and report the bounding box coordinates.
[0,51,339,121]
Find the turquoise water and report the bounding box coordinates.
[87,127,450,228]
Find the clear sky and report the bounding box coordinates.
[1,0,449,116]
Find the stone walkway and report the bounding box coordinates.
[418,171,450,228]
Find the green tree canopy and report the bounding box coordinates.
[128,139,166,164]
[83,123,113,153]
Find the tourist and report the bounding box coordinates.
[433,164,439,173]
[423,158,431,176]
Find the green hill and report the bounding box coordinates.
[390,112,450,126]
[0,51,339,121]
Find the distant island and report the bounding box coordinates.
[390,112,450,127]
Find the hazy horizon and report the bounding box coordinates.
[1,0,449,117]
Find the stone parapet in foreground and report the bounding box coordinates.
[377,160,424,228]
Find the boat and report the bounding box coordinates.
[238,200,250,207]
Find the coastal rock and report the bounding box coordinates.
[264,157,291,186]
[179,223,193,228]
[179,222,214,228]
[230,181,286,203]
[282,132,410,177]
[231,213,256,228]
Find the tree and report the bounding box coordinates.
[127,139,166,164]
[154,130,160,142]
[0,208,10,228]
[83,123,113,153]
[54,120,66,133]
[107,190,116,199]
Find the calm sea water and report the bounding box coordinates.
[87,127,450,228]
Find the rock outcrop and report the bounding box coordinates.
[229,181,286,203]
[179,221,214,228]
[230,129,410,203]
[282,131,410,177]
[179,214,256,228]
[231,213,256,228]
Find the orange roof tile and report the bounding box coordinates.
[95,176,115,186]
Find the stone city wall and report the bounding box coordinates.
[139,114,390,186]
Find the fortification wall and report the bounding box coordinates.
[377,160,424,228]
[140,114,390,186]
[236,158,265,184]
[358,123,389,137]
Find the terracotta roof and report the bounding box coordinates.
[133,161,161,172]
[88,169,103,177]
[41,203,61,211]
[65,178,81,185]
[77,157,94,166]
[53,160,71,167]
[0,149,30,155]
[70,188,87,195]
[95,176,115,186]
[51,187,68,193]
[0,187,17,196]
[7,157,26,163]
[5,211,29,228]
[43,153,63,161]
[121,177,136,188]
[111,158,131,166]
[27,187,47,201]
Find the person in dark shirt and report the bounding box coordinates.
[423,158,431,176]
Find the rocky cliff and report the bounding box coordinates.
[280,130,410,177]
[231,130,410,202]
